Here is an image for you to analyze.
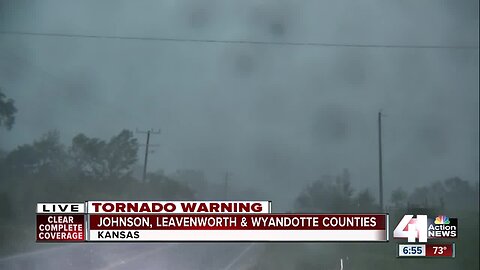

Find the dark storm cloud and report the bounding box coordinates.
[248,1,293,39]
[0,0,478,209]
[312,105,351,143]
[186,5,212,29]
[415,118,450,157]
[332,50,369,86]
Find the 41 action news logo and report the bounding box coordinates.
[394,215,458,243]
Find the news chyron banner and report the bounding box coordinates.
[37,201,388,242]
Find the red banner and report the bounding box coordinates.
[89,214,386,230]
[37,214,85,242]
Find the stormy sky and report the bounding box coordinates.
[0,0,478,210]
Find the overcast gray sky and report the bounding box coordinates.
[0,0,478,209]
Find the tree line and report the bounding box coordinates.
[0,90,477,259]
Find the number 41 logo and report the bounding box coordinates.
[394,215,428,243]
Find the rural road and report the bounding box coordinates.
[0,243,262,270]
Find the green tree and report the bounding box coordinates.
[355,189,377,212]
[390,187,407,208]
[0,192,13,220]
[408,177,478,211]
[70,129,139,180]
[70,133,107,179]
[4,130,68,177]
[0,91,17,130]
[105,130,139,179]
[147,172,195,200]
[295,169,354,212]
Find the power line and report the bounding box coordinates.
[0,30,478,50]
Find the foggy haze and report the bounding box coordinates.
[0,0,478,210]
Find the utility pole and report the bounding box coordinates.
[378,112,384,211]
[136,128,161,182]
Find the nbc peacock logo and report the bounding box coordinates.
[434,216,450,225]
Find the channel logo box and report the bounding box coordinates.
[428,215,457,238]
[394,215,458,243]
